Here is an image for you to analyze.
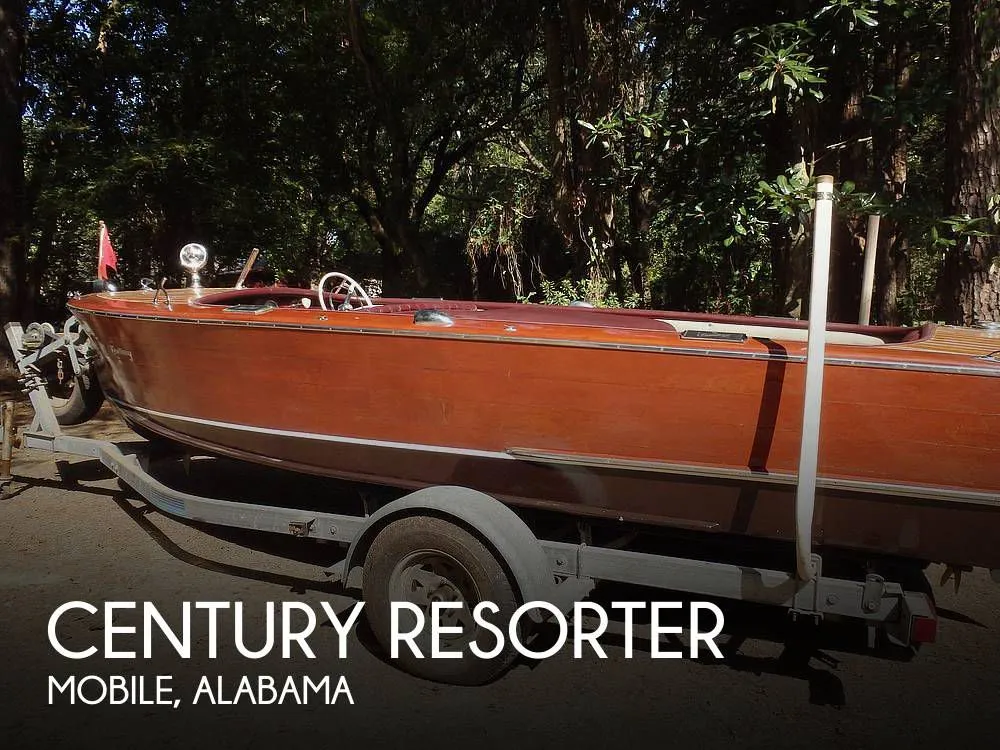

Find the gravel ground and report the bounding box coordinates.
[1,391,999,749]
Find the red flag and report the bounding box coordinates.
[97,221,117,280]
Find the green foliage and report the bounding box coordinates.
[523,276,641,310]
[755,162,815,235]
[815,0,881,30]
[736,23,827,113]
[9,0,991,327]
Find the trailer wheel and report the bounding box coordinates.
[362,515,523,686]
[47,368,104,425]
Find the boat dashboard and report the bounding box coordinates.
[196,286,489,315]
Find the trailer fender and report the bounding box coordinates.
[337,485,582,621]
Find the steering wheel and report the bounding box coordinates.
[317,271,374,311]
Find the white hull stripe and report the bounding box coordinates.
[111,397,515,461]
[110,397,1000,508]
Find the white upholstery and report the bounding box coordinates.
[656,319,885,346]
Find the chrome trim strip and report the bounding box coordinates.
[111,397,516,461]
[111,398,1000,509]
[74,307,800,364]
[71,306,1000,377]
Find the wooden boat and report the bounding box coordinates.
[64,266,1000,572]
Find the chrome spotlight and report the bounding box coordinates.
[179,243,208,290]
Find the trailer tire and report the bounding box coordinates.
[362,515,523,686]
[49,371,105,425]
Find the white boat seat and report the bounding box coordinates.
[656,319,886,346]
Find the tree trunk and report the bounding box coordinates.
[829,67,869,324]
[0,0,26,335]
[938,0,1000,325]
[542,0,621,300]
[762,0,813,318]
[24,222,54,321]
[765,97,802,316]
[807,21,869,325]
[544,13,575,254]
[872,35,912,326]
[622,178,653,303]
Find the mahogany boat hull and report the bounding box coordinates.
[68,287,1000,570]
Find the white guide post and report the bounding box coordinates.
[795,174,835,582]
[858,214,880,325]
